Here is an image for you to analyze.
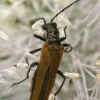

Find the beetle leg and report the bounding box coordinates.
[11,62,39,87]
[25,48,41,70]
[59,26,67,42]
[25,48,41,66]
[34,34,46,41]
[14,48,41,68]
[25,48,41,67]
[59,26,73,52]
[29,48,41,54]
[54,70,66,96]
[63,43,73,53]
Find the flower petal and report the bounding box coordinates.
[0,31,9,40]
[48,94,55,100]
[4,69,19,79]
[96,60,100,66]
[32,20,44,30]
[64,72,81,78]
[58,27,65,38]
[17,63,28,68]
[34,29,44,37]
[0,74,9,85]
[58,13,71,27]
[25,52,37,61]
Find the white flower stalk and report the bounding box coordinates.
[55,0,70,5]
[17,63,28,68]
[3,69,19,79]
[25,52,37,61]
[64,72,81,78]
[82,26,89,49]
[95,60,100,66]
[0,74,9,85]
[4,87,16,94]
[0,30,9,40]
[11,0,25,8]
[96,72,100,84]
[58,13,71,27]
[32,20,44,30]
[48,94,55,100]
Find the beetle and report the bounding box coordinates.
[11,0,80,100]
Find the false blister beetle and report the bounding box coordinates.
[11,0,80,100]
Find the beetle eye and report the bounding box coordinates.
[52,23,57,27]
[42,25,47,30]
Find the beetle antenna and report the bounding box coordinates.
[50,0,80,22]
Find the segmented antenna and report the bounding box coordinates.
[50,0,80,22]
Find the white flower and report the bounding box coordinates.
[55,0,70,5]
[64,72,81,78]
[3,69,19,79]
[96,60,100,66]
[17,63,28,68]
[58,13,71,27]
[0,74,9,85]
[32,20,44,30]
[25,52,37,61]
[48,94,55,100]
[58,27,65,38]
[0,31,9,40]
[34,29,44,37]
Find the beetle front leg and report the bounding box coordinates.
[11,62,39,87]
[33,34,46,41]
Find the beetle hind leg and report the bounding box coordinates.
[54,70,66,96]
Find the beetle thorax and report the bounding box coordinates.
[42,23,60,45]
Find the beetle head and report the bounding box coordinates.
[42,22,60,43]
